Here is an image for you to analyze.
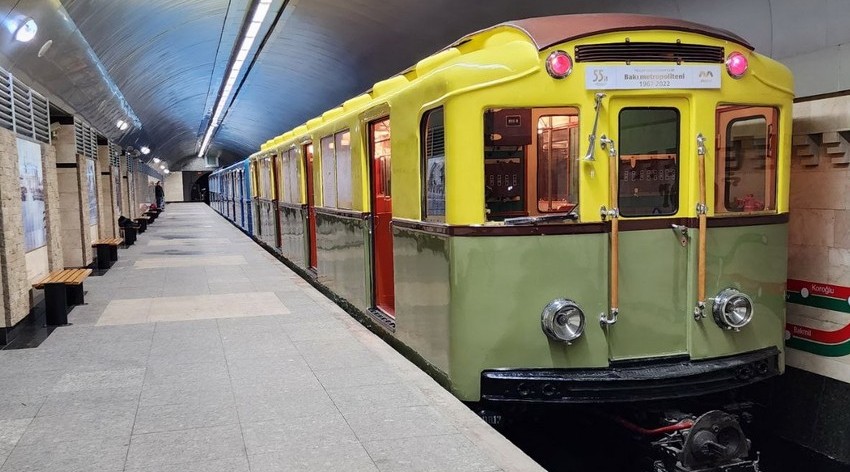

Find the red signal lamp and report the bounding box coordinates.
[546,51,573,79]
[726,52,748,79]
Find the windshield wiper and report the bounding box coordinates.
[503,209,578,226]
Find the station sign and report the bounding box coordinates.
[585,65,721,90]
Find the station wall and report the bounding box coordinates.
[164,171,185,202]
[0,109,160,342]
[765,94,850,464]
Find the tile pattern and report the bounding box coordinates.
[0,203,538,472]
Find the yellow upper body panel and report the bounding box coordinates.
[261,20,793,224]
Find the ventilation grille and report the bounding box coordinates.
[575,42,725,63]
[74,118,98,160]
[0,67,50,144]
[108,143,121,166]
[424,125,445,160]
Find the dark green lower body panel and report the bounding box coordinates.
[315,213,369,310]
[278,205,306,267]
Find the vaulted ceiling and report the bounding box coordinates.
[1,0,848,168]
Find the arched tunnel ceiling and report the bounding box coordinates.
[2,0,850,168]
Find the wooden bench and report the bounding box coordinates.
[120,223,140,246]
[32,269,92,325]
[91,238,123,270]
[134,217,150,233]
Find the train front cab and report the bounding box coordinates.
[385,19,793,404]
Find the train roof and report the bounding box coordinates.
[453,13,753,51]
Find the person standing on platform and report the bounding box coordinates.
[155,181,165,210]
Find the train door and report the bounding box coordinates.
[272,154,282,249]
[369,117,395,317]
[605,98,690,361]
[304,143,318,270]
[237,170,244,228]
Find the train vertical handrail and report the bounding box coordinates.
[584,93,606,161]
[695,133,708,320]
[600,135,619,327]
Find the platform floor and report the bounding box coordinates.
[0,203,543,472]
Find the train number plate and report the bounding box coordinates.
[586,65,721,90]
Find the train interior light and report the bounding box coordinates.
[725,52,748,79]
[545,50,573,79]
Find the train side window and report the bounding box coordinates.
[483,107,579,221]
[335,131,352,209]
[372,120,392,197]
[618,108,680,217]
[320,135,337,207]
[715,106,778,213]
[421,107,445,222]
[537,114,579,213]
[280,149,296,204]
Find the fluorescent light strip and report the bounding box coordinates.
[199,0,273,157]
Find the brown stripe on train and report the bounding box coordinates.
[390,214,788,237]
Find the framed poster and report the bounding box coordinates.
[17,138,46,252]
[87,159,98,225]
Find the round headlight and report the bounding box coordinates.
[541,299,585,343]
[712,288,754,330]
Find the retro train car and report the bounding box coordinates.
[220,14,793,412]
[210,159,253,234]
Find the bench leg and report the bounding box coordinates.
[95,245,112,270]
[109,245,118,262]
[45,283,69,326]
[66,283,85,306]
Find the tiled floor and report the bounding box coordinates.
[0,203,542,472]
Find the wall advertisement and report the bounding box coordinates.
[17,138,46,252]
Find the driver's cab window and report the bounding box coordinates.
[618,108,680,217]
[483,107,579,221]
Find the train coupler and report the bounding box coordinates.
[650,410,759,472]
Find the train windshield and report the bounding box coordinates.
[617,108,680,217]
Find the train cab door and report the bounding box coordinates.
[605,98,691,361]
[304,143,318,270]
[369,117,395,317]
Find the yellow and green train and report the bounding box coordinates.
[210,13,792,406]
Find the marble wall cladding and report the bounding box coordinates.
[97,146,116,238]
[790,96,850,289]
[0,128,33,327]
[42,143,64,271]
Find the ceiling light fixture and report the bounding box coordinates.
[198,0,274,158]
[14,18,38,43]
[116,120,129,131]
[152,157,161,164]
[140,146,150,155]
[163,169,170,174]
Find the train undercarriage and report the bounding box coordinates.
[476,397,766,472]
